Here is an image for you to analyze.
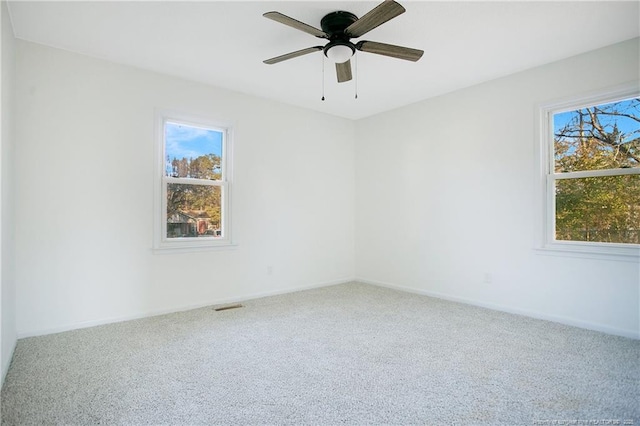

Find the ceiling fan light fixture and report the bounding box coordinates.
[325,43,354,64]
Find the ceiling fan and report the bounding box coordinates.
[263,0,423,83]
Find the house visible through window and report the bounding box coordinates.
[544,91,639,251]
[154,113,232,251]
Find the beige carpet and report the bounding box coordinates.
[2,282,638,425]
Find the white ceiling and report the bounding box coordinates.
[7,1,640,120]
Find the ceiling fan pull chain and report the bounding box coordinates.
[321,55,326,101]
[355,52,358,100]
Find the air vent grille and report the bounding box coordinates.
[214,304,244,312]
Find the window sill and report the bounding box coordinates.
[153,240,238,255]
[535,241,639,263]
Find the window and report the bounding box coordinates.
[154,111,233,251]
[538,85,639,259]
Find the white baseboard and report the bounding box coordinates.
[1,337,18,386]
[356,276,640,340]
[19,276,637,340]
[17,277,354,339]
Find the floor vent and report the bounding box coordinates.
[214,303,244,312]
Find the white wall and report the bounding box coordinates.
[1,0,17,382]
[11,35,639,341]
[14,41,355,337]
[355,38,640,338]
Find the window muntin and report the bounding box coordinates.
[545,92,639,250]
[154,113,232,251]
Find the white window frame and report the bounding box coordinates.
[536,83,640,262]
[153,110,234,252]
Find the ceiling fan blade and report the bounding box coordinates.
[263,11,328,39]
[263,46,323,65]
[345,0,406,38]
[356,41,423,62]
[336,60,353,83]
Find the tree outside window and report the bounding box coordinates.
[552,97,639,244]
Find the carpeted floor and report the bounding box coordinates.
[1,282,639,425]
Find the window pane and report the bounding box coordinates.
[554,98,639,173]
[166,183,222,239]
[555,175,640,244]
[165,122,223,180]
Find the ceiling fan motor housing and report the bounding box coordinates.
[321,11,357,59]
[320,11,358,37]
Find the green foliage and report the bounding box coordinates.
[166,154,223,237]
[169,154,221,180]
[556,175,639,243]
[554,99,640,244]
